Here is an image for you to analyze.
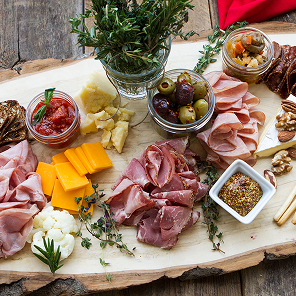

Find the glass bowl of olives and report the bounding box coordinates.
[222,27,274,84]
[147,69,215,138]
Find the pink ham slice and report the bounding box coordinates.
[106,179,155,226]
[0,204,39,258]
[0,140,47,258]
[155,137,190,154]
[196,71,265,169]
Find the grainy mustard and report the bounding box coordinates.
[218,172,263,216]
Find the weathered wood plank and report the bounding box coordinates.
[0,0,84,71]
[0,0,19,69]
[242,256,296,296]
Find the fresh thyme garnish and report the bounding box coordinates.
[33,237,64,275]
[75,184,134,281]
[32,87,55,125]
[69,0,195,74]
[193,21,248,74]
[199,161,224,253]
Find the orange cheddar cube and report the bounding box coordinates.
[51,179,86,212]
[52,151,69,164]
[54,162,89,191]
[36,162,57,196]
[62,180,95,215]
[75,146,97,174]
[81,142,113,172]
[64,148,88,176]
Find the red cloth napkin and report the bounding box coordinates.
[218,0,296,29]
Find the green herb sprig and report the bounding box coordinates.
[199,162,224,253]
[69,0,195,74]
[32,87,55,125]
[193,21,248,74]
[33,238,64,275]
[75,184,134,282]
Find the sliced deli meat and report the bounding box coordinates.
[0,140,46,258]
[197,71,265,169]
[106,137,208,249]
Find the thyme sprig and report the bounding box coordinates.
[69,0,195,74]
[75,184,134,282]
[33,238,64,275]
[199,161,224,253]
[193,21,248,74]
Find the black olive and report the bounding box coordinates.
[175,82,194,106]
[165,109,180,124]
[152,93,170,116]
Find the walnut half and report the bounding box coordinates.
[271,150,293,175]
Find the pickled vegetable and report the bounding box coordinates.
[226,32,267,67]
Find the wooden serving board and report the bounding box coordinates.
[1,32,296,294]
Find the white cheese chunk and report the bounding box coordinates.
[254,96,296,158]
[111,121,129,153]
[76,71,117,114]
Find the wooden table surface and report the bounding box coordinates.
[1,1,296,295]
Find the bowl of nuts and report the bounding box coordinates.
[147,69,215,138]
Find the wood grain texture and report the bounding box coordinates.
[0,0,84,70]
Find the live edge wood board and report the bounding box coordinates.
[1,25,296,294]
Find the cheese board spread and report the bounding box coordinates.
[1,32,296,292]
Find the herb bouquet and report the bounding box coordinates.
[70,0,195,99]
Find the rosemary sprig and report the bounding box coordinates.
[69,0,195,74]
[33,238,64,275]
[32,87,55,125]
[199,161,224,253]
[193,21,248,74]
[75,184,134,281]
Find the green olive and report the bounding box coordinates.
[177,72,192,84]
[193,81,207,100]
[193,99,209,119]
[178,105,196,124]
[157,77,176,95]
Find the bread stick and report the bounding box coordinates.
[277,198,296,225]
[273,184,296,222]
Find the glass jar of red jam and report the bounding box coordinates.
[26,90,80,149]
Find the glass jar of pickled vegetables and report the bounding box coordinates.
[222,27,274,84]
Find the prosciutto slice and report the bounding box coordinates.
[0,140,46,258]
[107,137,205,248]
[197,71,265,169]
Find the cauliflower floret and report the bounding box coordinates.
[29,206,78,261]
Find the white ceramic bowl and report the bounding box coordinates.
[209,159,276,224]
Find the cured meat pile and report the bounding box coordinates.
[105,137,209,249]
[0,140,46,258]
[261,42,296,99]
[196,71,265,170]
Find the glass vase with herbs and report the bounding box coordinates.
[69,0,195,100]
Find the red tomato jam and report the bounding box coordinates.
[31,98,75,136]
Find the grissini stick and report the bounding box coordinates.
[277,198,296,226]
[291,211,296,224]
[273,184,296,222]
